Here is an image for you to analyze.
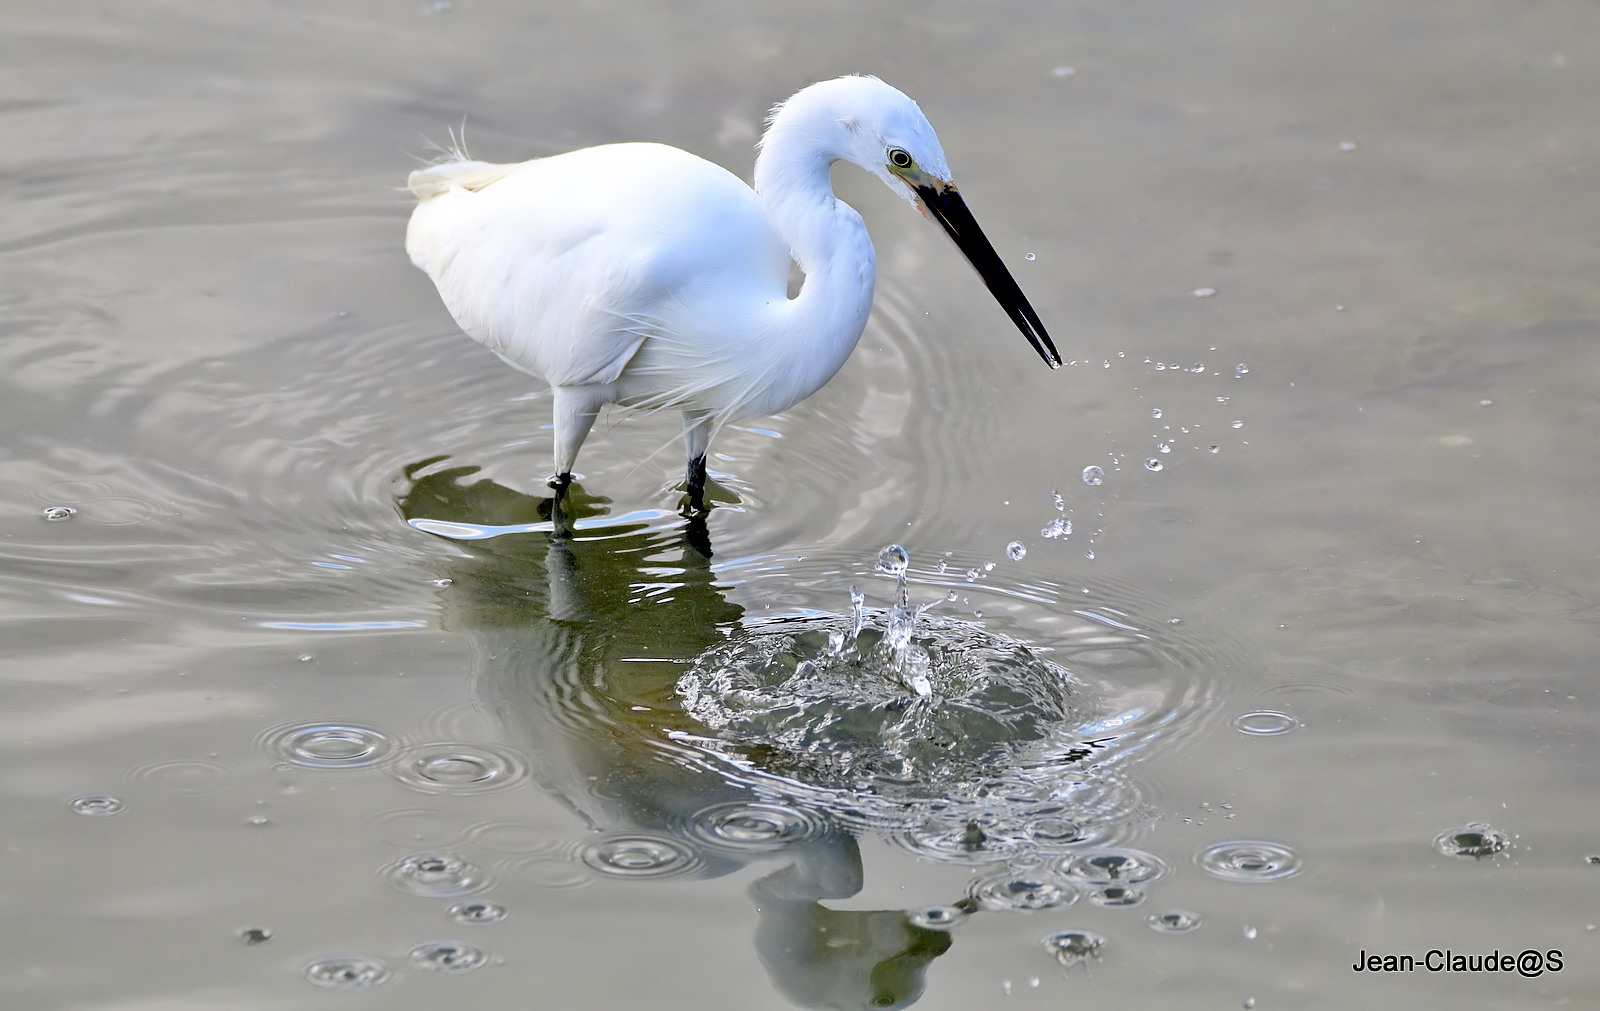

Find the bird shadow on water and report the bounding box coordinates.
[394,458,1233,1009]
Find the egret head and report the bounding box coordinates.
[762,76,1061,369]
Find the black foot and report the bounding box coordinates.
[684,455,708,514]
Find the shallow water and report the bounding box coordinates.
[5,1,1600,1007]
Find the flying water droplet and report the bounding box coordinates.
[1041,517,1071,539]
[1052,490,1065,512]
[1234,363,1249,377]
[1006,541,1026,561]
[1193,287,1217,298]
[1081,466,1105,487]
[875,545,909,577]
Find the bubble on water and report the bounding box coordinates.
[969,870,1080,912]
[1003,541,1027,561]
[1151,408,1163,419]
[385,852,490,897]
[908,905,968,930]
[580,833,703,879]
[1198,841,1303,881]
[392,743,529,795]
[1087,884,1147,907]
[1234,364,1249,377]
[408,941,487,973]
[1435,823,1510,858]
[1232,711,1301,735]
[1042,929,1105,968]
[236,927,273,945]
[1149,909,1204,933]
[132,759,232,796]
[1144,458,1163,472]
[1026,252,1037,261]
[70,794,125,816]
[305,957,390,990]
[1061,848,1168,885]
[1157,443,1171,454]
[875,544,909,577]
[262,722,395,770]
[1193,287,1217,298]
[41,505,77,522]
[688,801,830,853]
[450,901,509,924]
[1081,466,1105,487]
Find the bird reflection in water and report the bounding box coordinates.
[396,458,957,1009]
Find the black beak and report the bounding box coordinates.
[916,183,1061,369]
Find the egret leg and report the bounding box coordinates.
[550,385,609,489]
[682,409,713,513]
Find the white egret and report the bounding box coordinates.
[405,75,1058,510]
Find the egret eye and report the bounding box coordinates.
[888,148,913,169]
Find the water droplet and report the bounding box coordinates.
[262,722,395,770]
[908,905,968,930]
[1006,541,1026,561]
[1051,490,1065,512]
[580,833,703,879]
[1051,66,1076,78]
[1144,458,1163,472]
[1148,909,1204,933]
[1243,925,1258,940]
[1151,408,1163,419]
[1193,287,1217,298]
[450,901,509,924]
[305,957,390,990]
[875,544,909,577]
[1026,252,1037,261]
[1084,549,1095,560]
[1198,841,1303,881]
[1041,517,1071,539]
[236,927,272,945]
[1081,466,1105,487]
[427,0,455,12]
[969,870,1079,912]
[1042,929,1105,968]
[385,852,489,897]
[392,743,529,795]
[1435,823,1510,858]
[408,941,487,973]
[432,577,453,587]
[1209,445,1220,454]
[245,815,269,827]
[688,801,829,853]
[297,654,314,663]
[70,794,125,816]
[1062,849,1168,884]
[41,505,77,522]
[1087,884,1147,907]
[1232,711,1301,735]
[1234,363,1249,377]
[1157,442,1171,454]
[1338,140,1357,152]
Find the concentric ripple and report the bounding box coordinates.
[1435,823,1511,858]
[907,905,969,930]
[384,852,490,897]
[579,833,704,880]
[391,742,529,795]
[968,870,1080,912]
[69,794,125,816]
[262,721,395,770]
[304,957,390,990]
[131,759,232,795]
[1060,848,1169,885]
[1148,909,1204,933]
[408,941,488,973]
[686,801,831,853]
[450,901,509,925]
[1232,711,1302,736]
[1198,841,1303,881]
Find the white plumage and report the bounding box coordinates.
[406,76,1057,508]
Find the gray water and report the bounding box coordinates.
[5,1,1599,1008]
